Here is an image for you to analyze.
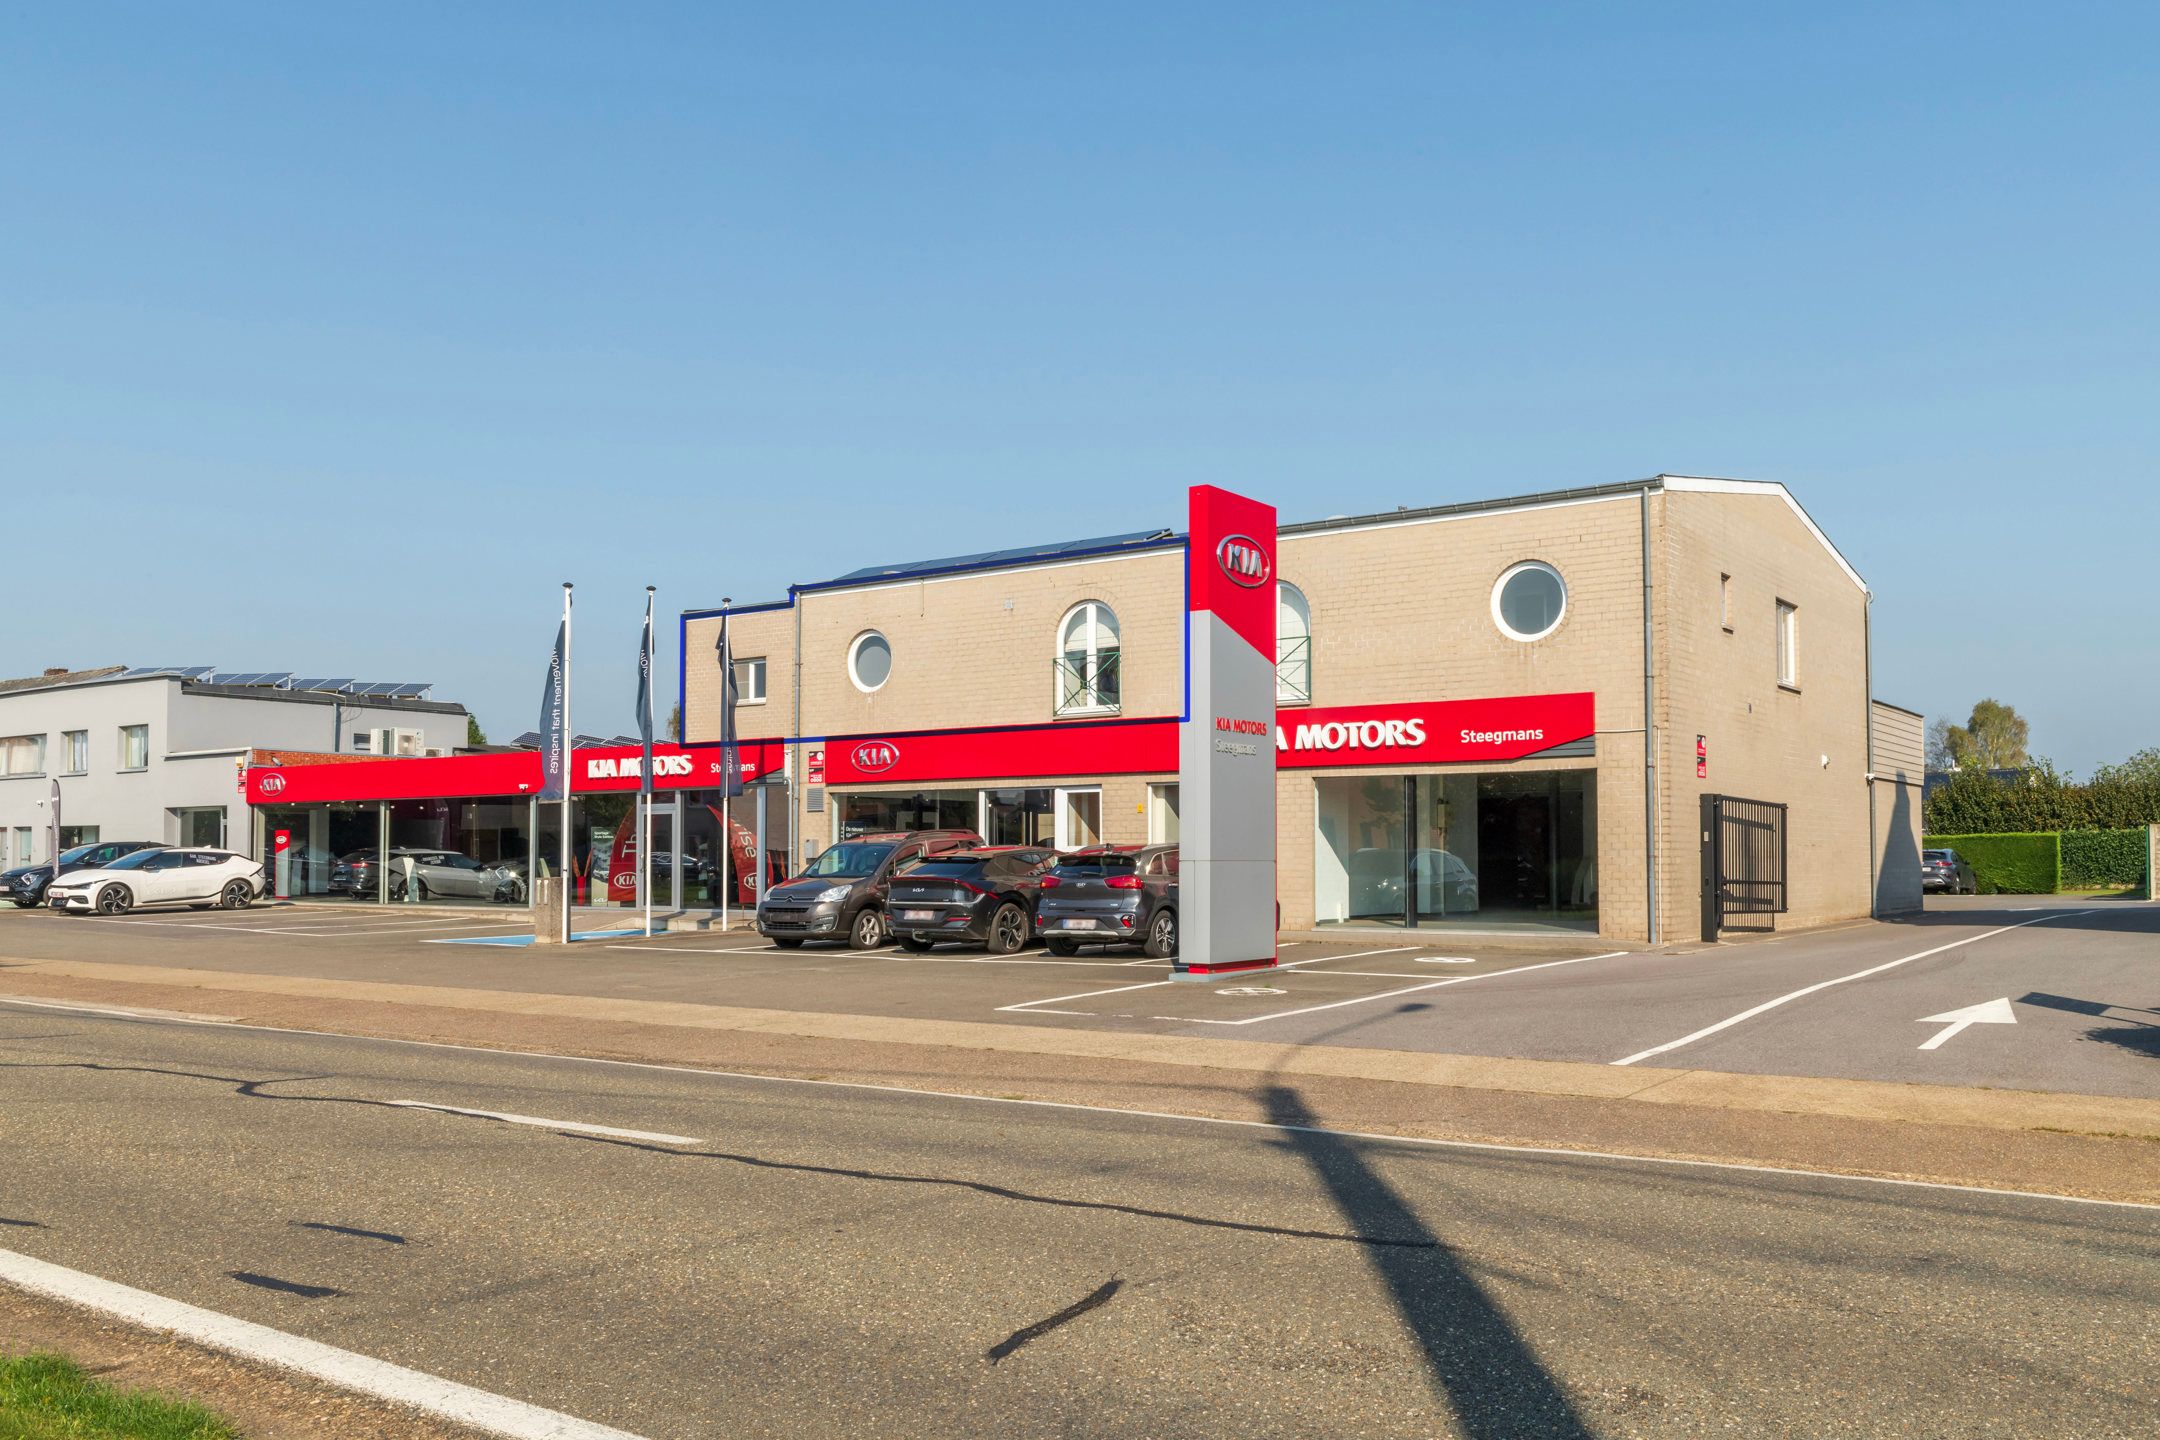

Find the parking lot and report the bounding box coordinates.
[2,894,2155,1100]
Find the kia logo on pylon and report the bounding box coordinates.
[851,741,901,774]
[258,773,286,796]
[1216,535,1271,588]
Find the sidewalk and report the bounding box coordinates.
[3,948,2157,1205]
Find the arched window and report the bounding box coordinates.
[1055,601,1121,715]
[1276,581,1312,704]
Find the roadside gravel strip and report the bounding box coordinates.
[0,1249,647,1439]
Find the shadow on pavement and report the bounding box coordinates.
[2020,991,2160,1061]
[1260,1082,1593,1439]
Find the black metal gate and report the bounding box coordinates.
[1700,794,1788,940]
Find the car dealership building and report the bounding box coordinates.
[679,475,1921,944]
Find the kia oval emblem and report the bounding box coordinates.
[851,741,901,774]
[259,773,287,796]
[1216,534,1271,588]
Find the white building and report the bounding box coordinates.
[0,666,469,865]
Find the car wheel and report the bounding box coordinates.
[96,884,133,917]
[771,937,805,949]
[387,877,406,902]
[1143,908,1177,960]
[1045,937,1080,957]
[987,902,1029,956]
[848,909,887,950]
[897,935,934,953]
[221,880,253,910]
[414,878,433,902]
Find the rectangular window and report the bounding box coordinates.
[1,734,45,776]
[1776,601,1798,687]
[1720,574,1733,631]
[64,730,88,774]
[12,827,31,865]
[59,825,100,848]
[119,725,149,770]
[732,657,767,704]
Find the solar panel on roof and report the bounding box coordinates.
[287,677,356,694]
[123,665,217,680]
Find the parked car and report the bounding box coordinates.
[757,830,982,949]
[889,846,1059,954]
[1922,848,1978,895]
[333,848,520,902]
[49,848,264,915]
[1347,846,1480,919]
[1035,844,1180,959]
[4,840,166,908]
[265,842,340,895]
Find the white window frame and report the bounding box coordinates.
[63,730,88,775]
[1055,601,1121,716]
[732,656,768,705]
[1776,600,1799,688]
[1276,581,1313,705]
[119,724,149,771]
[1490,560,1568,643]
[1054,786,1103,851]
[1,734,46,777]
[848,631,892,694]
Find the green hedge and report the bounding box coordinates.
[1923,832,2061,894]
[2061,828,2150,889]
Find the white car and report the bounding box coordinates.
[49,847,266,916]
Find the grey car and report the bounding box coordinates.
[1922,848,1978,894]
[1034,844,1179,959]
[757,830,982,949]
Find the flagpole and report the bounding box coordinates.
[560,582,574,946]
[643,585,656,939]
[719,598,732,934]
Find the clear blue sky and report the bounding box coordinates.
[5,3,2153,771]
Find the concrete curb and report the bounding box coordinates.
[8,957,2159,1141]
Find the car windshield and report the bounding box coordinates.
[57,845,98,864]
[902,859,988,879]
[1922,850,1948,861]
[1052,854,1138,876]
[801,843,894,878]
[104,849,165,871]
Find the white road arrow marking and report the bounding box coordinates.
[1917,997,2017,1050]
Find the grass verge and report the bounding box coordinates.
[0,1352,239,1439]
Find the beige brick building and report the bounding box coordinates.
[682,476,1901,944]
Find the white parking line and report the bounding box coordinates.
[0,1248,651,1439]
[1610,911,2098,1066]
[382,1100,700,1145]
[996,979,1176,1016]
[1154,951,1634,1026]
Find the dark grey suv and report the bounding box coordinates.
[1035,844,1178,959]
[757,830,981,949]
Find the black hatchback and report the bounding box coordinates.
[889,847,1058,954]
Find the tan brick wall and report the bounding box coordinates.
[681,482,1874,943]
[1658,488,1872,936]
[684,608,795,743]
[794,550,1184,738]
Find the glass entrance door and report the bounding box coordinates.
[1055,787,1102,850]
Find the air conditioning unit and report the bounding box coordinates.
[369,727,427,758]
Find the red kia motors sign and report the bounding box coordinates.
[816,693,1593,785]
[243,739,784,806]
[851,741,901,774]
[259,773,287,797]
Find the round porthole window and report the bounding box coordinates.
[848,631,892,692]
[1492,561,1567,642]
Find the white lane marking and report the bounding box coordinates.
[0,994,234,1023]
[602,943,783,955]
[996,979,1175,1014]
[381,1101,700,1145]
[0,1248,651,1440]
[1918,997,2017,1051]
[4,995,2154,1215]
[1416,956,1479,964]
[1612,912,2096,1066]
[277,921,532,938]
[1154,952,1635,1026]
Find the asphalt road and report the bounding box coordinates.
[3,1004,2157,1438]
[7,894,2155,1098]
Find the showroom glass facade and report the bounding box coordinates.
[836,787,1060,847]
[254,784,792,911]
[1313,769,1596,933]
